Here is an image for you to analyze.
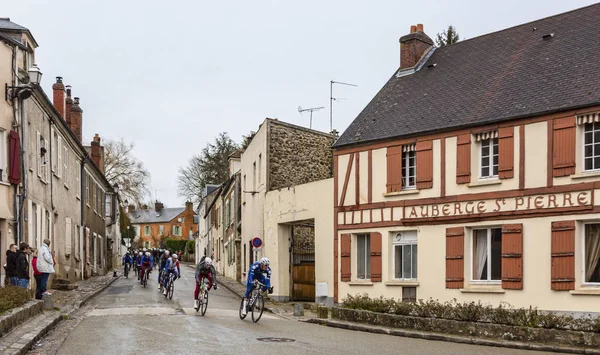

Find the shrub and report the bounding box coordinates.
[572,315,600,333]
[390,299,414,316]
[451,299,487,322]
[413,298,452,319]
[0,286,33,314]
[185,240,195,254]
[537,312,573,330]
[165,239,187,252]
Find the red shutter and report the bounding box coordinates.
[445,227,464,289]
[370,232,382,282]
[498,127,514,179]
[552,117,576,177]
[501,224,523,289]
[456,134,471,184]
[386,146,402,193]
[551,221,575,290]
[340,234,351,282]
[416,140,433,189]
[8,130,21,185]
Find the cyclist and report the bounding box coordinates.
[241,257,273,316]
[194,257,217,309]
[163,254,181,295]
[157,250,170,289]
[135,251,143,279]
[122,252,133,276]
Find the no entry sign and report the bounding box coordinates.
[252,237,262,248]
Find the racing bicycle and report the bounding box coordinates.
[239,280,270,323]
[164,273,175,300]
[195,278,210,316]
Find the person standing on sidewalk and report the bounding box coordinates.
[37,239,55,296]
[15,242,31,289]
[4,244,18,286]
[31,250,43,299]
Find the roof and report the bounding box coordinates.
[334,3,600,148]
[129,207,185,224]
[0,17,38,47]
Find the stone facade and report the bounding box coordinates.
[268,121,335,191]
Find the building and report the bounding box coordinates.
[332,5,600,314]
[195,184,219,264]
[128,201,198,249]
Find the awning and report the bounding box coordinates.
[474,130,498,142]
[577,112,600,125]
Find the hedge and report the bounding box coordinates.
[0,286,33,314]
[165,239,187,252]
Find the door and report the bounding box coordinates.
[290,224,315,301]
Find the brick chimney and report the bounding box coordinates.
[185,201,193,211]
[399,24,433,69]
[65,85,73,125]
[52,77,65,118]
[155,201,164,212]
[70,97,83,142]
[90,134,103,172]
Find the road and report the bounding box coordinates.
[30,265,567,355]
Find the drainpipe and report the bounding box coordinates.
[18,95,27,244]
[80,158,85,280]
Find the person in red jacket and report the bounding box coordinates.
[31,250,43,300]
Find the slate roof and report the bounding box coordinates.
[334,3,600,148]
[129,207,185,224]
[0,18,28,31]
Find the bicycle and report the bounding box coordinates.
[141,267,150,288]
[158,269,165,293]
[124,263,130,279]
[164,273,175,300]
[195,278,210,315]
[239,281,269,323]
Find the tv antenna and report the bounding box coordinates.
[330,80,357,133]
[298,105,325,129]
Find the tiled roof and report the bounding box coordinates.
[334,3,600,147]
[129,207,185,224]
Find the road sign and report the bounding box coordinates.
[252,237,262,248]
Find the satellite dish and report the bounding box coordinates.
[298,106,303,114]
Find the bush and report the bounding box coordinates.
[0,286,33,314]
[451,299,487,322]
[165,239,187,252]
[413,298,452,319]
[185,240,195,254]
[572,315,600,333]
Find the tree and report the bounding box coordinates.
[435,25,460,47]
[104,138,151,205]
[177,132,239,203]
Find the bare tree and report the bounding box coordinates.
[177,132,238,203]
[104,138,151,205]
[435,25,460,47]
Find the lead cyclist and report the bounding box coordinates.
[242,257,273,316]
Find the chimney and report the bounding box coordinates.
[399,24,433,69]
[91,134,103,172]
[52,77,65,118]
[155,201,164,212]
[128,204,136,212]
[185,201,193,211]
[65,85,73,125]
[70,97,83,142]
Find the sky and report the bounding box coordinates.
[2,0,596,207]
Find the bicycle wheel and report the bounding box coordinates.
[252,294,264,323]
[124,265,129,278]
[168,278,174,299]
[200,290,208,316]
[164,281,169,298]
[239,299,247,320]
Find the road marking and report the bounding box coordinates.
[181,307,277,319]
[89,307,177,316]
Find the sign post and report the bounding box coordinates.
[252,237,262,262]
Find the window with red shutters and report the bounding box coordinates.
[340,234,351,282]
[552,117,576,177]
[386,146,402,193]
[501,224,523,289]
[456,134,471,184]
[416,140,433,189]
[498,127,514,179]
[551,221,575,290]
[446,227,464,289]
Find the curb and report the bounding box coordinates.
[306,319,600,355]
[75,275,121,310]
[13,312,63,355]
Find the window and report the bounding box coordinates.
[93,183,97,212]
[31,203,38,247]
[57,136,63,177]
[401,146,416,189]
[85,174,90,206]
[51,129,57,173]
[144,225,151,236]
[0,130,5,181]
[65,217,72,255]
[37,132,48,182]
[63,146,69,187]
[402,287,417,302]
[159,225,164,235]
[172,225,182,236]
[225,199,230,226]
[583,122,600,171]
[76,161,81,199]
[46,210,51,240]
[105,194,112,217]
[583,223,600,284]
[472,228,502,282]
[393,231,418,279]
[356,234,371,280]
[258,154,262,184]
[252,162,256,191]
[480,138,498,178]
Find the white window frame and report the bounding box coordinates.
[479,138,499,179]
[392,231,418,280]
[105,194,112,218]
[582,222,600,286]
[583,123,600,173]
[65,217,72,256]
[144,225,151,236]
[93,183,97,213]
[159,225,164,235]
[63,146,69,188]
[57,136,63,178]
[76,162,81,199]
[356,233,371,280]
[85,174,90,206]
[401,148,416,190]
[51,128,57,173]
[470,227,502,284]
[172,225,182,237]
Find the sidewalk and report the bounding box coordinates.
[0,273,120,355]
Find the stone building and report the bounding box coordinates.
[331,4,600,314]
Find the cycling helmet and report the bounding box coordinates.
[172,254,178,259]
[165,250,170,256]
[204,257,213,267]
[142,248,147,252]
[138,252,143,256]
[260,257,270,266]
[145,252,151,257]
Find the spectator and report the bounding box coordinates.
[37,239,55,296]
[31,250,43,299]
[4,243,18,286]
[15,242,31,289]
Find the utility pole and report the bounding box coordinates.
[298,106,325,129]
[330,80,357,133]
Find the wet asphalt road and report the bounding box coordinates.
[51,266,564,355]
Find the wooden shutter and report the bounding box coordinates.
[552,117,576,177]
[456,134,471,184]
[340,234,351,282]
[498,127,514,179]
[445,227,464,289]
[386,146,402,193]
[501,224,523,289]
[416,140,433,189]
[370,232,382,282]
[551,221,575,290]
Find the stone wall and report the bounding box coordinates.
[268,121,334,191]
[0,300,43,337]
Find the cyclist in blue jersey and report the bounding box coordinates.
[162,254,181,295]
[241,257,273,316]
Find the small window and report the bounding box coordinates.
[584,223,600,284]
[393,231,418,280]
[225,199,230,226]
[583,122,600,171]
[105,194,112,217]
[356,234,371,280]
[172,225,182,236]
[401,147,416,190]
[159,225,164,235]
[258,154,262,184]
[144,225,151,236]
[402,287,417,302]
[472,228,502,282]
[480,138,498,178]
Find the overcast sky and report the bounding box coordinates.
[3,0,595,207]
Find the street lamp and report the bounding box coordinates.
[5,64,43,100]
